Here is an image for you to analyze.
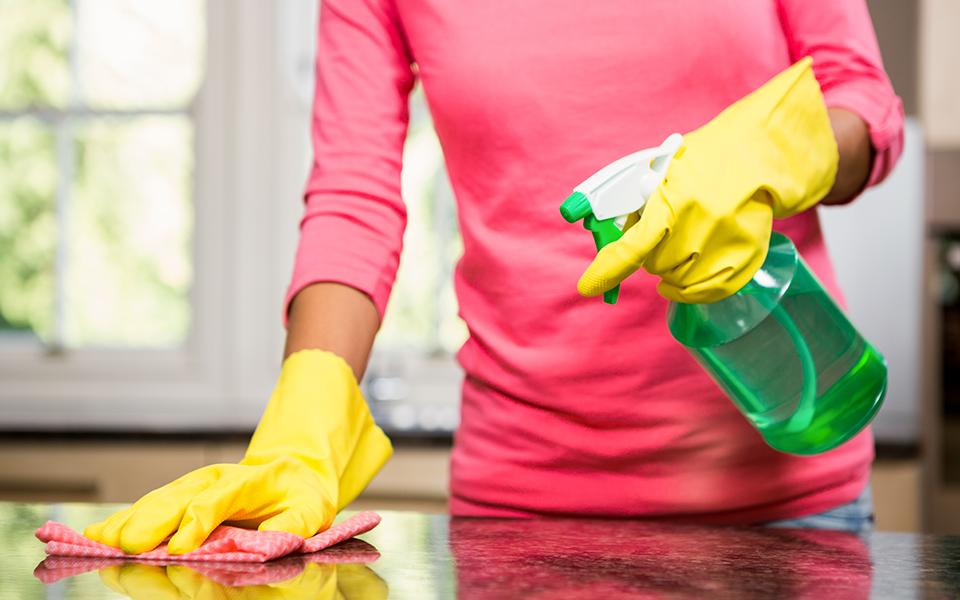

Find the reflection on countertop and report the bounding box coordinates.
[4,503,960,599]
[41,558,388,599]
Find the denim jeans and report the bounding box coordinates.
[764,485,875,533]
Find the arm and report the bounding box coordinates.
[284,282,381,378]
[779,0,904,199]
[85,0,410,555]
[823,106,873,205]
[282,0,414,360]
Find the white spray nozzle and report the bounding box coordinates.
[573,133,683,224]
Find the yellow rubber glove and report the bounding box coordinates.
[84,350,392,555]
[577,57,838,304]
[98,561,388,600]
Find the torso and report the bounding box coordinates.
[390,0,872,521]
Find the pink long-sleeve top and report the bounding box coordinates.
[289,0,904,523]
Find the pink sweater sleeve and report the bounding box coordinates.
[285,0,414,322]
[778,0,905,189]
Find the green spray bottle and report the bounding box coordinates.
[560,135,887,455]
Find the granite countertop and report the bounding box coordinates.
[3,502,958,599]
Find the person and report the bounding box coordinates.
[85,0,904,554]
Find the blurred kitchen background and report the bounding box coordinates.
[0,0,957,532]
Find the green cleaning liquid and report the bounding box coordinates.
[667,233,887,455]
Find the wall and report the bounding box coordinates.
[919,0,960,534]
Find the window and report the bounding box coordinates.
[1,1,280,429]
[0,1,465,435]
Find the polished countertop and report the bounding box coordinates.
[2,503,959,599]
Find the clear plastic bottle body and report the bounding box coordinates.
[667,233,887,455]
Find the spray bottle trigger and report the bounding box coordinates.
[582,214,626,305]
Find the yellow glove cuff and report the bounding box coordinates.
[242,349,392,511]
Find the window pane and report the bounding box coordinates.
[0,117,57,342]
[0,0,70,110]
[65,115,192,348]
[76,0,204,110]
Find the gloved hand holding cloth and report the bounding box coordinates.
[577,57,839,304]
[83,350,392,555]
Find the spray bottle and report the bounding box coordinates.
[560,135,886,455]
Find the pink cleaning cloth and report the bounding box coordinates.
[34,537,380,586]
[36,511,381,563]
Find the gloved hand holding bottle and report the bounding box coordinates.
[83,349,392,555]
[577,57,840,304]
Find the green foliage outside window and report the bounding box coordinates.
[0,118,57,337]
[0,0,71,110]
[0,0,201,348]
